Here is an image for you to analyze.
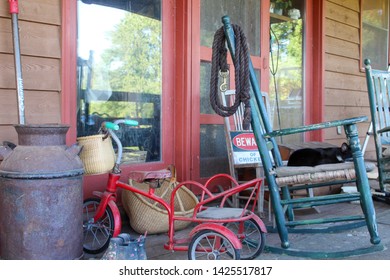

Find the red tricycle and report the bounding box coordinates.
[83,120,267,260]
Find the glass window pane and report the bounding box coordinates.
[200,0,261,56]
[269,1,304,143]
[200,61,231,114]
[362,0,389,70]
[200,124,229,177]
[200,62,213,114]
[77,0,162,163]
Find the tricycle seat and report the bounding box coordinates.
[128,169,172,183]
[196,207,249,220]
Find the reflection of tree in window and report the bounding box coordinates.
[77,1,162,163]
[270,20,302,101]
[92,14,162,119]
[270,19,303,142]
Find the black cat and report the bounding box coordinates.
[287,143,352,167]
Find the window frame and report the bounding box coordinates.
[360,0,390,70]
[62,1,175,196]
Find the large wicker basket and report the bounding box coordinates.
[122,169,198,234]
[76,134,115,175]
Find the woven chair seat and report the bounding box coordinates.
[275,161,375,186]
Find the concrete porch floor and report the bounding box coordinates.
[86,180,390,261]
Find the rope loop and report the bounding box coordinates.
[209,24,251,130]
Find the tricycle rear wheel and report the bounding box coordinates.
[188,229,240,260]
[225,218,265,259]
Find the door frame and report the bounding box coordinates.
[187,0,271,183]
[181,0,323,183]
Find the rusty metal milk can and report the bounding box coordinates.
[0,124,84,259]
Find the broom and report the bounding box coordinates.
[8,0,25,124]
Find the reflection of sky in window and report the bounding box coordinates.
[78,2,127,60]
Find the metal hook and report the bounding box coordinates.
[219,70,229,92]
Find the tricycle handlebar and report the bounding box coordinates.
[101,119,139,173]
[102,119,139,130]
[123,119,139,126]
[102,122,119,130]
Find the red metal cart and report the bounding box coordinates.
[83,120,267,260]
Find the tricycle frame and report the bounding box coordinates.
[83,120,266,260]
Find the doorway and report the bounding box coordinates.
[191,0,269,183]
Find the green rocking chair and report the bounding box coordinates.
[220,15,381,257]
[364,59,390,203]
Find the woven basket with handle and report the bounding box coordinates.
[76,134,115,175]
[122,166,199,234]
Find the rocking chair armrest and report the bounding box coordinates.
[378,126,390,134]
[265,116,368,138]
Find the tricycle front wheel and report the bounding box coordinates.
[188,229,240,260]
[83,198,114,254]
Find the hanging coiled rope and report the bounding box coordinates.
[209,24,251,130]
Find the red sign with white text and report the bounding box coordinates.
[232,133,258,151]
[230,131,261,164]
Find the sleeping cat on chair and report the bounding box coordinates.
[287,143,352,167]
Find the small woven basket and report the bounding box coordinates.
[76,134,115,175]
[122,168,198,234]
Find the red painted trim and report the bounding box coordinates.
[61,0,78,144]
[160,0,175,166]
[200,115,224,124]
[305,0,324,141]
[191,0,201,182]
[174,0,193,182]
[305,0,314,129]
